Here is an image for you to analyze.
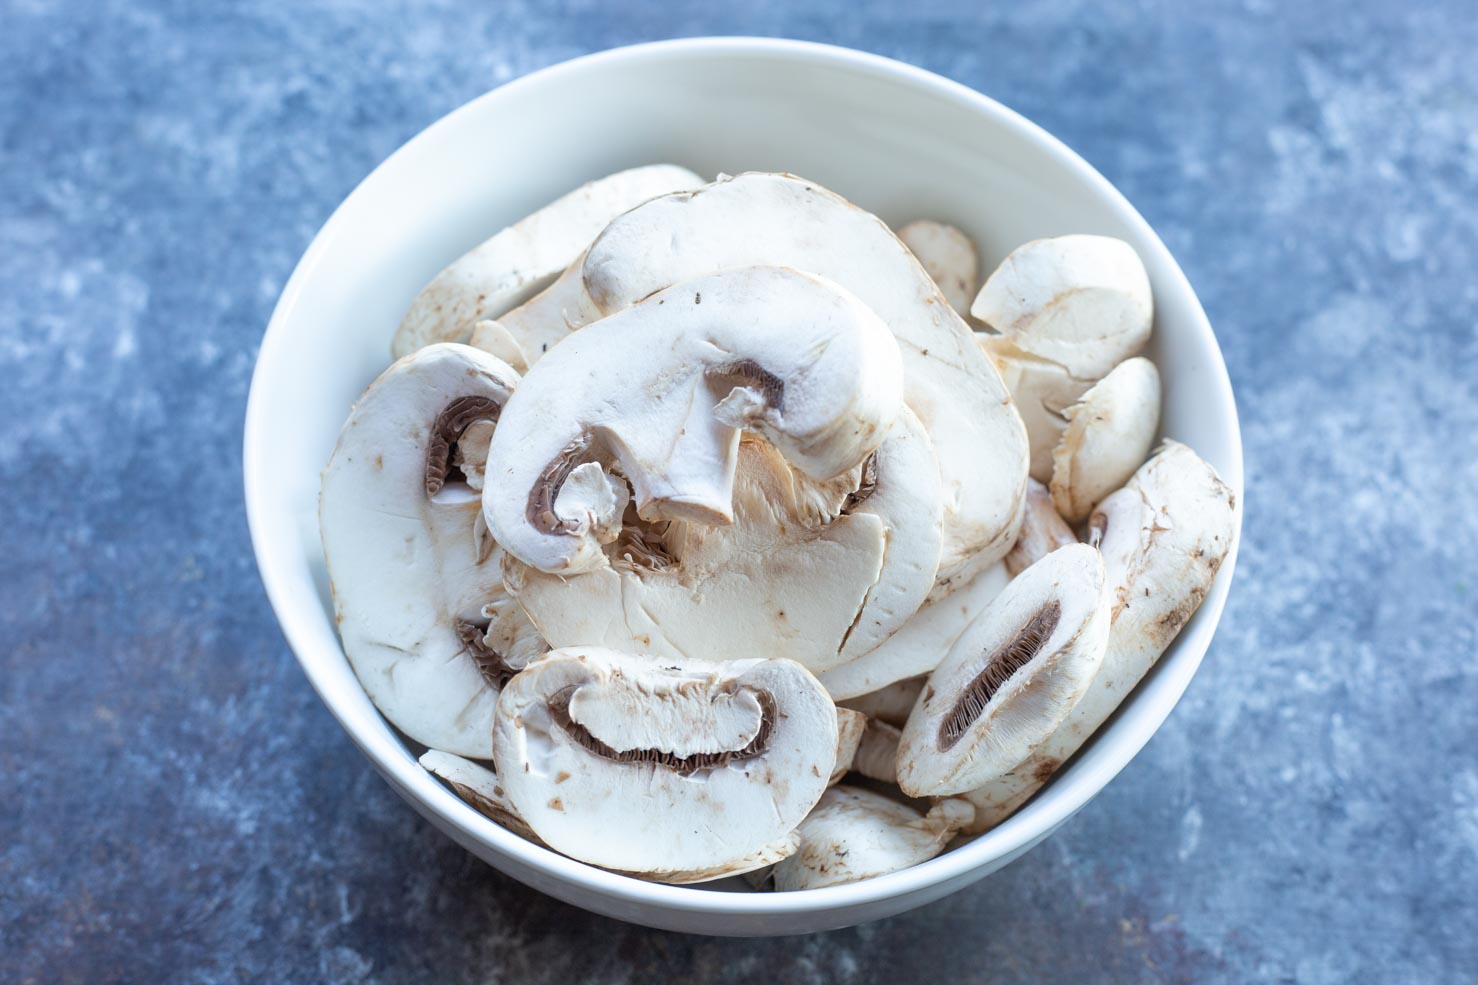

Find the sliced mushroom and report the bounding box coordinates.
[771,787,974,891]
[418,749,541,843]
[833,708,868,785]
[320,343,526,756]
[497,172,1028,586]
[819,563,1012,700]
[971,235,1152,380]
[391,164,704,357]
[980,335,1095,483]
[963,442,1238,830]
[1006,478,1079,577]
[492,647,836,880]
[502,436,886,674]
[481,264,903,576]
[1051,357,1162,524]
[839,677,925,729]
[896,544,1110,797]
[851,719,902,784]
[896,220,979,315]
[467,319,530,373]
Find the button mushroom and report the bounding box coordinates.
[418,749,540,843]
[818,562,1012,700]
[1005,478,1079,577]
[492,646,837,882]
[1050,357,1162,525]
[495,172,1028,587]
[962,441,1238,830]
[971,235,1153,380]
[320,343,532,756]
[896,544,1111,797]
[391,165,704,357]
[896,220,979,316]
[481,264,903,576]
[771,787,974,891]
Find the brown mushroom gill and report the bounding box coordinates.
[526,436,593,535]
[425,395,503,497]
[843,452,879,512]
[548,686,777,775]
[937,601,1062,751]
[455,619,516,689]
[711,359,786,411]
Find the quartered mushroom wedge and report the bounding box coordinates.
[1051,357,1162,525]
[481,264,903,576]
[771,787,974,891]
[320,343,536,757]
[971,234,1153,381]
[492,647,837,883]
[897,543,1111,798]
[963,442,1238,830]
[391,164,704,357]
[896,220,979,316]
[490,172,1028,585]
[418,749,541,844]
[1005,478,1079,577]
[819,562,1012,700]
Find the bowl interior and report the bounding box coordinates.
[245,38,1241,934]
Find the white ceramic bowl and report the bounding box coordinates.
[244,38,1242,936]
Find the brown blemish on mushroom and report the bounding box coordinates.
[937,601,1062,751]
[548,686,777,775]
[1033,758,1061,782]
[426,395,502,497]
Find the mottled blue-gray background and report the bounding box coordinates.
[3,0,1476,981]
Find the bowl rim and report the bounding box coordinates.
[244,35,1243,917]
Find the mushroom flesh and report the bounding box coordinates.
[897,543,1110,797]
[896,219,979,315]
[840,677,925,729]
[419,749,541,843]
[1051,357,1162,524]
[1005,478,1079,578]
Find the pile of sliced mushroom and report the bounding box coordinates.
[319,169,1238,889]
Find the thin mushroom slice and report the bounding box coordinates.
[771,787,974,891]
[620,834,801,886]
[896,220,979,315]
[840,677,925,730]
[897,543,1110,798]
[971,235,1153,380]
[493,647,838,880]
[963,441,1238,831]
[819,563,1012,701]
[851,719,902,784]
[503,172,1027,587]
[503,437,886,674]
[833,708,869,785]
[1006,478,1079,578]
[467,319,530,373]
[980,335,1094,483]
[418,750,541,844]
[481,265,903,575]
[391,164,704,357]
[1051,357,1162,524]
[320,344,524,756]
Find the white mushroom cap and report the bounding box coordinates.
[1050,357,1162,524]
[832,708,869,785]
[502,437,886,674]
[418,750,540,843]
[979,334,1094,483]
[391,165,704,357]
[481,265,903,575]
[819,563,1012,700]
[771,786,974,891]
[839,677,925,729]
[502,173,1028,586]
[1005,478,1079,578]
[320,344,524,756]
[971,235,1153,380]
[492,647,837,880]
[897,544,1111,797]
[963,441,1238,831]
[896,220,979,316]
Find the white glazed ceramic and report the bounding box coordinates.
[244,38,1242,936]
